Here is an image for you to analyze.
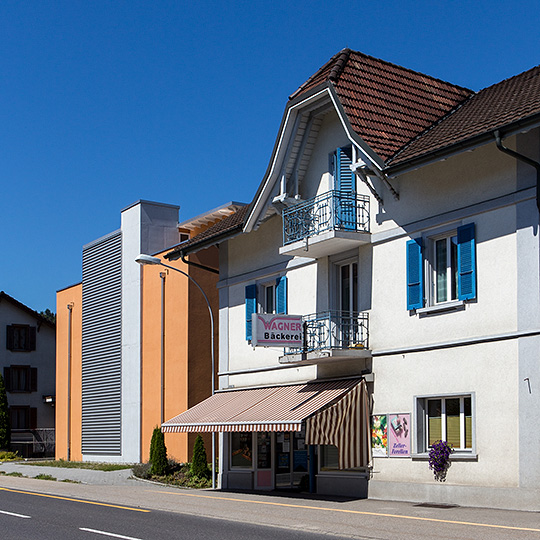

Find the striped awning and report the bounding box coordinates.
[161,378,362,433]
[306,379,371,469]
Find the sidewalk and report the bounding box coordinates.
[0,463,539,539]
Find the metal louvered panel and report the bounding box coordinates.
[82,230,122,455]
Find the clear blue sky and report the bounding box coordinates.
[2,0,540,312]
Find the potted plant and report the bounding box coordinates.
[428,440,453,482]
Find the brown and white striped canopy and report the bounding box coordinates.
[161,378,363,434]
[305,379,371,469]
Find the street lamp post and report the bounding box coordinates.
[135,253,216,489]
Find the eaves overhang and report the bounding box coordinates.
[384,113,540,177]
[244,82,385,233]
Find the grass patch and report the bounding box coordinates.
[60,479,81,484]
[132,460,212,489]
[35,474,56,481]
[21,460,132,472]
[6,472,24,477]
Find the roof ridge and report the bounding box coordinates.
[328,48,351,82]
[347,49,473,93]
[289,48,351,100]
[476,62,540,92]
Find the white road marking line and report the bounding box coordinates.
[79,528,142,540]
[0,509,31,518]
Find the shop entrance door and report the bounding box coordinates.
[275,430,309,489]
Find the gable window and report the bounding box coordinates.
[6,325,36,352]
[415,394,474,454]
[407,223,476,310]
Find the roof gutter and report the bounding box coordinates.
[494,130,540,213]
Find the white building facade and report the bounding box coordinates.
[162,49,540,510]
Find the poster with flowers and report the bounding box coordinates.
[371,415,388,457]
[388,413,410,457]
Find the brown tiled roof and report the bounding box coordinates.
[387,64,540,168]
[164,205,249,259]
[290,49,473,161]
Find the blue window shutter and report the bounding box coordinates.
[406,238,424,310]
[276,276,287,314]
[336,146,355,192]
[457,223,476,300]
[245,284,257,340]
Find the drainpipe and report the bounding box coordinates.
[494,130,540,213]
[160,272,167,424]
[66,302,74,461]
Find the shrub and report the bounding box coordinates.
[190,435,210,480]
[0,374,10,450]
[149,427,168,476]
[428,440,454,482]
[0,451,19,461]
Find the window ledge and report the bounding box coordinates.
[411,452,477,462]
[416,300,465,316]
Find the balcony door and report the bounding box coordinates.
[338,261,358,347]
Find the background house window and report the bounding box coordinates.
[416,394,474,453]
[6,325,36,352]
[3,366,37,393]
[9,406,37,430]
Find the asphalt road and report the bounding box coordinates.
[0,472,539,539]
[0,487,337,540]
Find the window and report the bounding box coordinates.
[6,325,36,352]
[416,394,474,454]
[9,406,37,430]
[245,276,287,340]
[3,366,37,393]
[230,432,253,468]
[263,283,276,314]
[432,233,458,304]
[407,223,476,310]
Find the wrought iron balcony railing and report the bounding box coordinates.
[282,190,370,245]
[285,310,369,356]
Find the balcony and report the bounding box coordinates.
[279,310,370,365]
[279,191,370,258]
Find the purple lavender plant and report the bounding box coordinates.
[428,440,453,482]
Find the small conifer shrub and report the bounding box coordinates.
[191,434,210,479]
[149,426,168,476]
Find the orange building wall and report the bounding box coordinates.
[141,256,188,462]
[140,247,219,463]
[55,284,83,461]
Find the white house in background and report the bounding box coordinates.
[0,292,56,457]
[162,49,540,511]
